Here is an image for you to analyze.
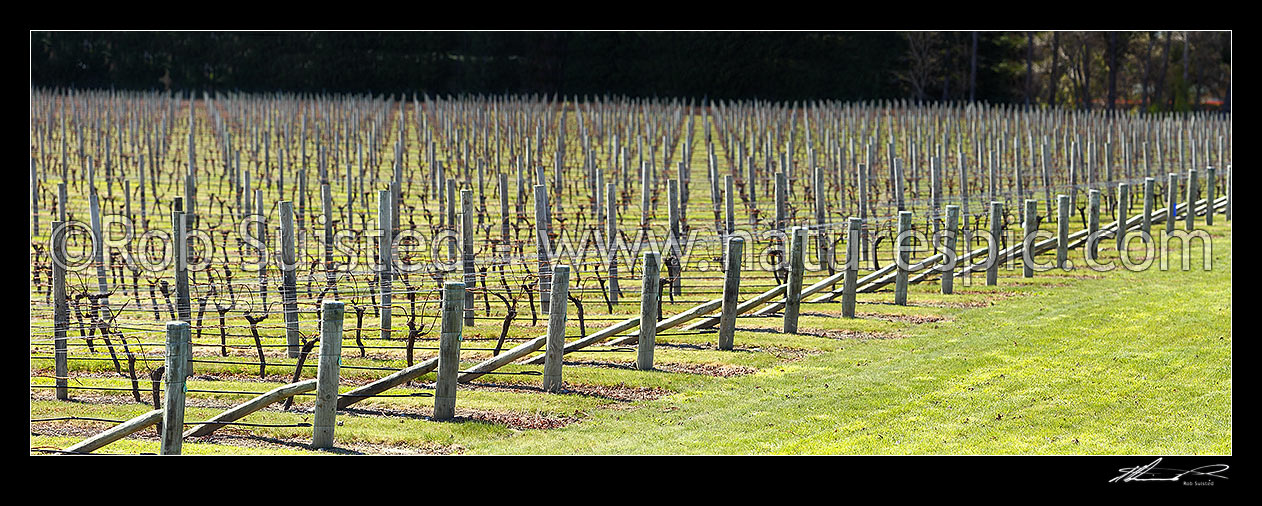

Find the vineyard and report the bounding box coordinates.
[29,89,1231,454]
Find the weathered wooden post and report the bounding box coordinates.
[255,190,268,306]
[534,184,552,315]
[987,202,1002,286]
[280,201,299,358]
[723,174,736,267]
[606,182,619,305]
[298,169,307,253]
[1185,168,1198,231]
[667,179,682,297]
[307,298,346,449]
[814,167,830,271]
[172,207,192,375]
[31,158,39,237]
[322,184,335,289]
[894,211,912,304]
[52,220,69,400]
[498,172,510,259]
[461,189,476,326]
[893,158,906,211]
[542,265,571,390]
[185,173,197,230]
[1022,199,1038,277]
[1056,194,1070,269]
[160,321,190,455]
[434,281,465,421]
[377,189,393,340]
[842,217,860,318]
[640,162,652,220]
[784,227,807,333]
[1087,190,1101,263]
[638,252,661,370]
[774,172,788,256]
[1166,173,1178,235]
[446,179,457,263]
[1205,166,1216,225]
[58,182,67,222]
[942,205,959,294]
[1225,165,1232,221]
[1142,178,1155,241]
[717,237,743,351]
[1115,184,1129,252]
[89,193,109,303]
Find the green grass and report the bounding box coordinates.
[463,223,1231,454]
[32,221,1230,454]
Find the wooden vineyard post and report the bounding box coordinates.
[1166,173,1178,235]
[172,208,189,319]
[1205,166,1216,226]
[638,252,661,370]
[784,227,806,333]
[1142,178,1155,241]
[298,169,307,256]
[173,208,192,375]
[717,238,743,351]
[987,202,1002,286]
[1185,168,1198,232]
[1116,184,1129,253]
[667,179,682,297]
[393,179,403,242]
[534,184,552,315]
[1087,190,1100,263]
[775,172,788,258]
[641,162,651,222]
[894,211,912,305]
[748,154,757,219]
[1057,195,1070,269]
[842,217,860,318]
[499,173,510,261]
[461,189,476,326]
[322,184,335,289]
[255,190,267,306]
[185,173,197,230]
[1225,165,1232,222]
[607,182,619,305]
[542,265,571,390]
[312,299,344,449]
[58,182,67,222]
[446,179,457,266]
[89,193,109,308]
[858,164,868,267]
[434,282,465,421]
[31,158,38,236]
[52,221,69,400]
[723,174,736,267]
[378,189,393,340]
[280,201,299,358]
[1022,199,1038,278]
[161,321,190,455]
[814,167,830,272]
[942,205,959,295]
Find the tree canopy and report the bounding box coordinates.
[30,31,1229,111]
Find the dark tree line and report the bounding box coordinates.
[30,31,1228,110]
